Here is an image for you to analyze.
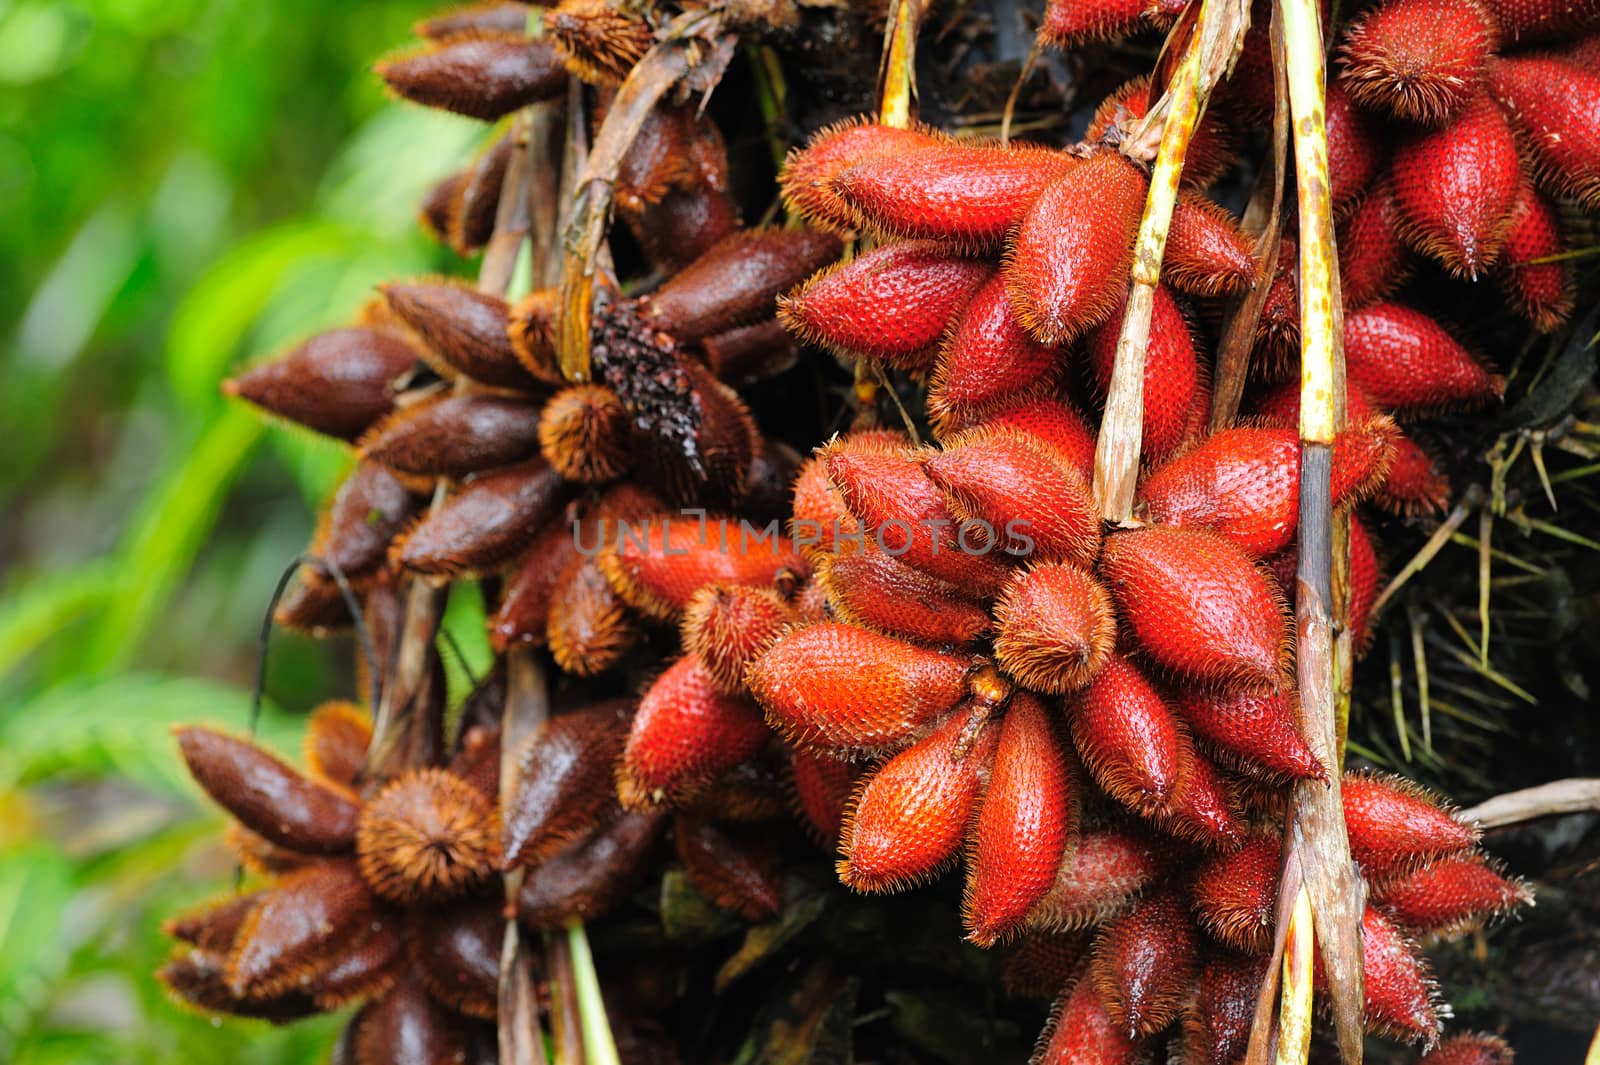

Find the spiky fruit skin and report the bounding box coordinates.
[547,552,641,677]
[1084,285,1202,462]
[1185,952,1270,1065]
[777,242,993,369]
[600,517,807,621]
[1253,238,1301,376]
[516,809,666,929]
[1418,1033,1516,1065]
[620,657,771,808]
[360,393,541,479]
[835,143,1074,246]
[1038,0,1181,43]
[1007,152,1146,344]
[1481,0,1600,41]
[394,459,566,576]
[222,327,417,442]
[1160,752,1242,849]
[1100,527,1290,689]
[1339,180,1414,308]
[1498,174,1574,330]
[790,748,856,842]
[840,709,999,892]
[788,430,904,561]
[1391,92,1522,278]
[965,694,1077,946]
[1135,424,1391,559]
[926,428,1100,565]
[1176,686,1325,781]
[747,622,973,754]
[502,702,630,867]
[1087,77,1237,188]
[779,119,943,232]
[1373,854,1531,934]
[1343,771,1480,877]
[1164,198,1257,296]
[1090,888,1197,1037]
[1327,81,1384,213]
[537,384,632,483]
[1191,834,1282,951]
[675,816,784,920]
[1072,655,1187,818]
[974,398,1098,481]
[1027,829,1166,931]
[1344,303,1504,414]
[355,769,499,902]
[993,563,1117,694]
[176,726,361,854]
[1357,905,1444,1044]
[1348,512,1382,652]
[680,584,796,693]
[1489,55,1600,207]
[375,34,565,121]
[1032,977,1143,1065]
[1339,0,1497,124]
[821,549,992,646]
[822,436,1010,594]
[380,279,533,389]
[225,862,372,999]
[931,273,1065,429]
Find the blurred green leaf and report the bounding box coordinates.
[0,562,119,685]
[0,672,300,793]
[0,843,73,1052]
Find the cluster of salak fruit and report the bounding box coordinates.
[154,0,1596,1058]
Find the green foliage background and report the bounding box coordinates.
[0,2,492,1059]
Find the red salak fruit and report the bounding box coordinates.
[1418,1033,1515,1065]
[1071,654,1189,818]
[1165,197,1258,297]
[1348,512,1382,652]
[1091,888,1198,1037]
[832,143,1075,246]
[1489,55,1600,207]
[789,748,857,843]
[964,693,1078,946]
[1176,686,1325,780]
[839,707,1000,892]
[1032,976,1143,1065]
[788,428,904,561]
[1250,378,1449,515]
[1086,76,1237,188]
[1479,0,1600,41]
[1344,303,1504,414]
[1327,81,1385,214]
[1254,237,1300,376]
[993,562,1118,694]
[1026,828,1168,931]
[1007,151,1147,344]
[929,273,1066,430]
[680,583,797,693]
[822,435,1011,594]
[925,427,1101,565]
[1338,179,1414,308]
[1037,0,1186,45]
[972,397,1099,482]
[600,515,807,621]
[1136,422,1393,559]
[1003,932,1091,1002]
[1158,744,1243,848]
[1191,833,1282,952]
[821,549,993,646]
[1343,771,1480,876]
[1184,951,1271,1065]
[1355,905,1444,1043]
[1100,527,1290,690]
[1498,174,1574,331]
[747,622,973,754]
[779,119,944,232]
[1339,0,1498,124]
[619,656,771,808]
[1390,92,1522,278]
[1373,854,1532,934]
[778,242,993,370]
[1084,284,1202,461]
